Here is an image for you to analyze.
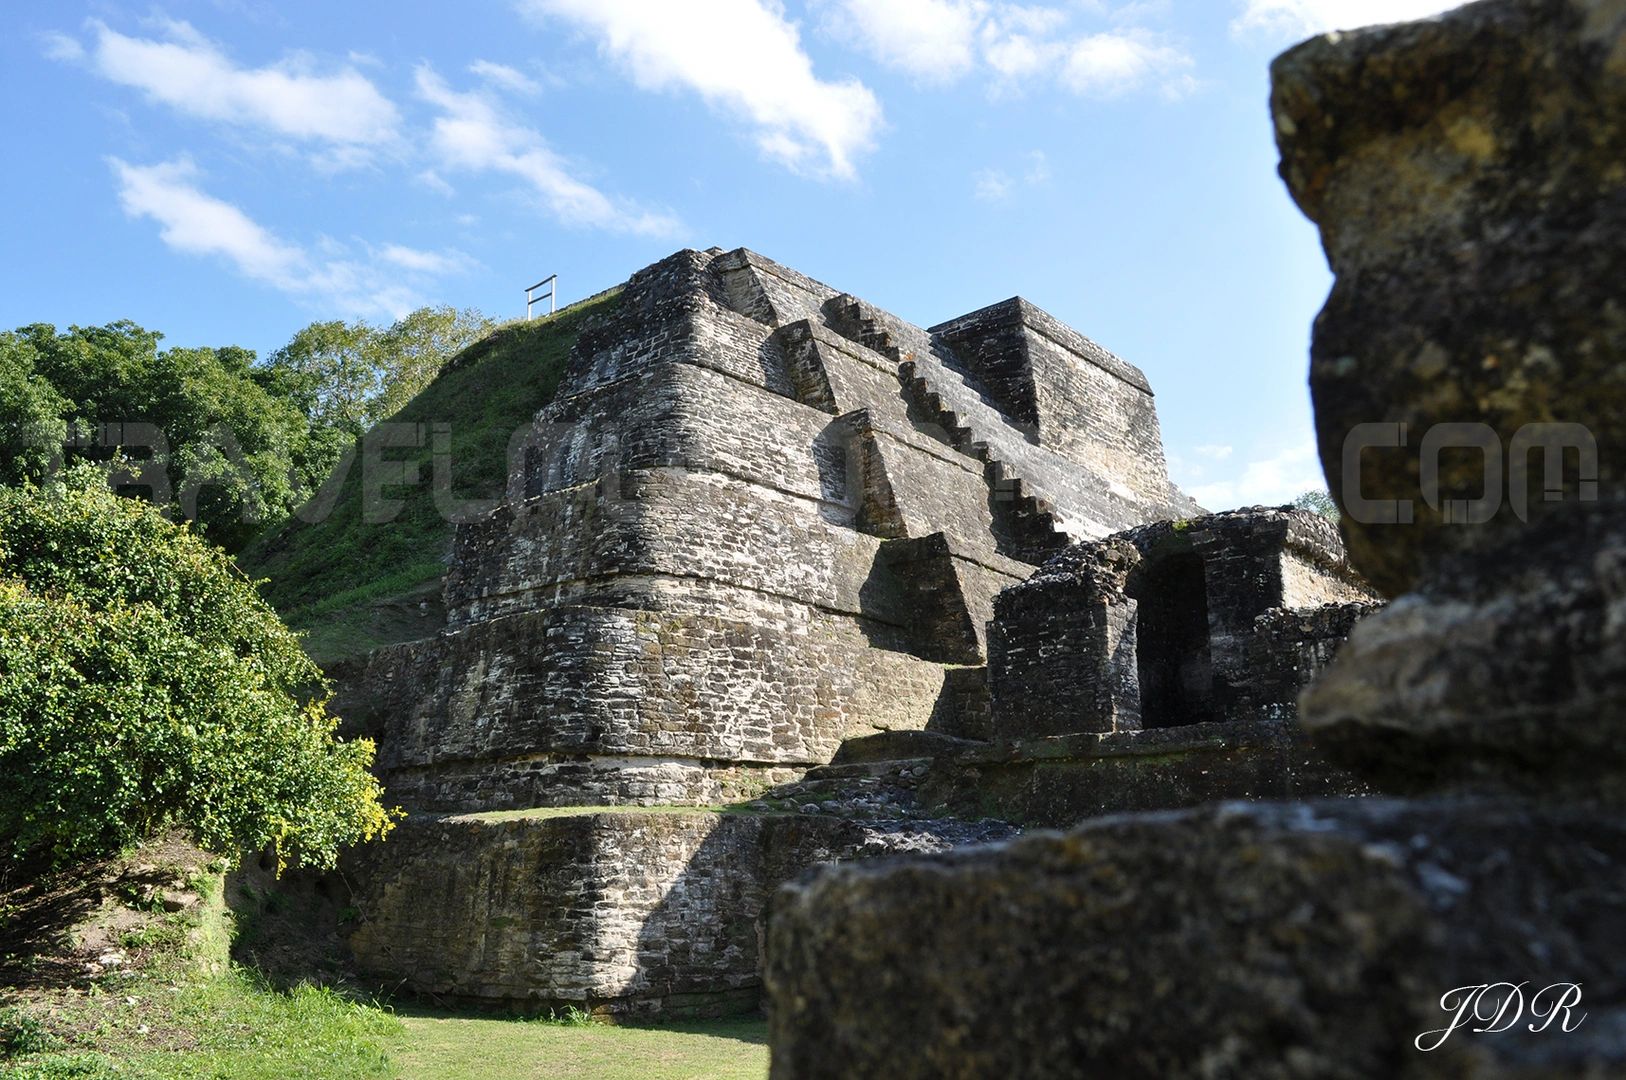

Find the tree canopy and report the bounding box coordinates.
[0,307,494,554]
[256,306,494,487]
[3,322,310,552]
[0,475,395,870]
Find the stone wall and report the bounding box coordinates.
[348,807,1010,1016]
[345,244,1197,819]
[989,507,1376,739]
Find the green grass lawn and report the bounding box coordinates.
[2,833,769,1080]
[389,1013,769,1080]
[2,992,769,1080]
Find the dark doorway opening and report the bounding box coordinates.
[1133,554,1214,727]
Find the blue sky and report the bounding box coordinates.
[0,0,1463,508]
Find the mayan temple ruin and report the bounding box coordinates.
[332,244,1380,1014]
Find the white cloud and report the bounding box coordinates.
[378,244,473,275]
[518,0,882,180]
[821,1,1194,101]
[1183,440,1325,510]
[981,7,1068,85]
[67,20,398,157]
[110,158,467,319]
[1233,0,1467,37]
[416,67,681,236]
[822,0,986,83]
[40,31,85,62]
[1195,443,1234,461]
[974,169,1013,201]
[1024,149,1051,185]
[1062,30,1195,99]
[469,59,541,95]
[416,169,457,197]
[974,149,1050,201]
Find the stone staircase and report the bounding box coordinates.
[822,293,1072,566]
[897,359,1072,565]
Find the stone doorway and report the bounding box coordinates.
[1132,553,1215,727]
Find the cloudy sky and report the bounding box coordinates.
[1,0,1466,509]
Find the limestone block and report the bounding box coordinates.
[766,798,1626,1079]
[1276,0,1626,595]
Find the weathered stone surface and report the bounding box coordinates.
[766,797,1626,1079]
[1302,511,1626,796]
[1279,0,1626,792]
[990,507,1374,737]
[921,717,1368,827]
[763,5,1626,1076]
[348,807,1013,1016]
[343,247,1197,818]
[1276,0,1626,596]
[340,245,1199,1009]
[933,508,1375,824]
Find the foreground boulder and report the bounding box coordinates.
[766,798,1626,1079]
[1279,0,1626,599]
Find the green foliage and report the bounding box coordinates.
[1290,489,1340,521]
[0,478,395,870]
[5,323,308,553]
[2,310,494,556]
[240,294,617,662]
[527,1006,595,1027]
[0,1009,59,1059]
[0,339,69,487]
[258,306,495,487]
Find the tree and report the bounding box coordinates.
[259,306,494,487]
[1291,489,1340,521]
[0,475,396,870]
[6,322,311,553]
[0,334,69,485]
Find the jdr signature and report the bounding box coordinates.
[1416,983,1587,1052]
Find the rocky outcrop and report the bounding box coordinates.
[1282,0,1626,791]
[766,797,1626,1080]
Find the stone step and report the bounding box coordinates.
[829,729,987,766]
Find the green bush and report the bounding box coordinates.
[0,477,396,870]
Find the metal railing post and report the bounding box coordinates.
[525,274,558,320]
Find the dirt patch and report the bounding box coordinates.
[0,834,218,997]
[228,851,365,991]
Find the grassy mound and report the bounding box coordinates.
[239,294,619,665]
[0,836,400,1080]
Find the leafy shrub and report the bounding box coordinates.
[0,477,396,870]
[0,1008,59,1058]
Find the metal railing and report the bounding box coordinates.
[525,274,558,320]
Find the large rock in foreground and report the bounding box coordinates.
[766,798,1626,1079]
[1278,0,1626,597]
